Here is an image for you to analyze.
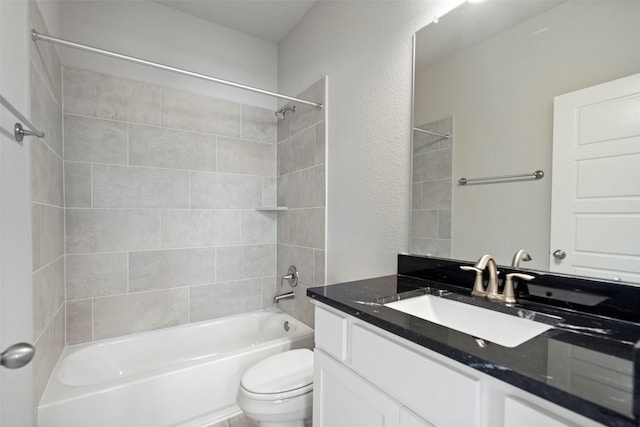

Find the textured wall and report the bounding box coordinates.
[275,78,326,327]
[30,0,65,416]
[37,0,278,109]
[278,1,462,284]
[63,67,279,344]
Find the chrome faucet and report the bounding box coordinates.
[274,292,295,304]
[461,254,536,305]
[511,249,532,268]
[474,255,501,300]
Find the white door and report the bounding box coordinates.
[1,1,35,426]
[550,72,640,283]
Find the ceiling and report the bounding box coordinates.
[155,0,317,43]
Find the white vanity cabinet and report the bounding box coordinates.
[313,302,605,427]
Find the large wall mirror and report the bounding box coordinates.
[411,0,640,282]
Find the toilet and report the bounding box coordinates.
[236,348,313,427]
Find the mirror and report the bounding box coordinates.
[411,0,640,282]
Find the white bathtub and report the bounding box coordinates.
[38,309,314,427]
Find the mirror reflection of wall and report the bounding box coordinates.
[412,0,640,273]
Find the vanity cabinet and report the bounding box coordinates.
[313,302,604,427]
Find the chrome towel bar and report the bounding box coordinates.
[0,94,45,142]
[458,170,544,185]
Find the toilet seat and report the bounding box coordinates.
[240,349,313,401]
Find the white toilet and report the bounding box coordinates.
[236,348,313,427]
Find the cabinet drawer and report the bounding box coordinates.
[504,396,578,427]
[314,305,348,360]
[350,324,481,427]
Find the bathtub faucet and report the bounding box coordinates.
[274,292,295,304]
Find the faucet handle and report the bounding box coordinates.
[461,266,486,297]
[503,273,535,305]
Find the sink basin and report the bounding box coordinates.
[384,294,553,348]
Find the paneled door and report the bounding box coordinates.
[1,1,35,425]
[550,72,640,283]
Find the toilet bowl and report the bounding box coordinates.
[236,348,313,427]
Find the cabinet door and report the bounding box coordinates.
[503,396,579,427]
[400,408,435,427]
[314,349,400,427]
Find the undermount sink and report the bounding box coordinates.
[384,294,553,348]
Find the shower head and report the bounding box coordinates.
[275,105,296,120]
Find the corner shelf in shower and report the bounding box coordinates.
[255,207,289,211]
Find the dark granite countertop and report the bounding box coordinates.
[307,255,640,427]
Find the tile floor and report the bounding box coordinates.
[207,413,258,427]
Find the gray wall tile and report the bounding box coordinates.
[65,253,128,299]
[190,172,262,209]
[31,140,63,207]
[161,210,240,249]
[129,124,216,171]
[261,277,276,309]
[33,307,64,408]
[241,105,277,143]
[63,115,127,164]
[412,183,422,209]
[413,148,452,182]
[278,126,316,176]
[217,137,275,176]
[288,78,325,136]
[277,172,301,208]
[190,279,261,322]
[129,248,215,292]
[300,164,325,208]
[315,121,326,165]
[93,165,189,209]
[32,204,64,271]
[32,257,64,340]
[64,162,91,208]
[240,211,276,244]
[65,209,160,253]
[93,288,188,340]
[64,68,161,125]
[410,238,451,258]
[277,244,314,287]
[412,210,439,239]
[216,244,276,282]
[421,179,452,210]
[30,1,62,106]
[314,250,325,286]
[439,210,452,239]
[66,300,92,345]
[289,208,325,249]
[262,177,276,207]
[31,62,62,157]
[161,87,240,136]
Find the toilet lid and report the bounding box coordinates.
[241,349,313,394]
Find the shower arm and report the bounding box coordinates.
[31,30,323,109]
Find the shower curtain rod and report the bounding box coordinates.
[31,30,323,109]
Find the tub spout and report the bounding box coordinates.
[274,292,295,304]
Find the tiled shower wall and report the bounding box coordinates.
[275,78,326,327]
[63,67,280,344]
[30,1,65,411]
[410,117,452,257]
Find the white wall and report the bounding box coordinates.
[38,0,278,109]
[414,1,640,269]
[279,1,462,283]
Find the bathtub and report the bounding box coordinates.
[38,309,314,427]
